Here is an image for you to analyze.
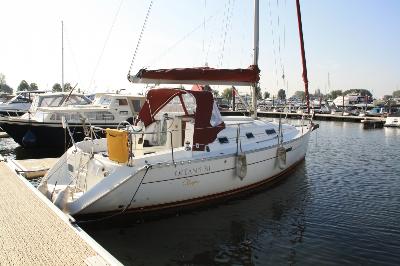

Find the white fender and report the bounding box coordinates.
[236,153,247,180]
[37,179,49,198]
[53,186,71,212]
[276,146,287,170]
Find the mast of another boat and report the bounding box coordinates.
[252,0,259,119]
[61,20,64,92]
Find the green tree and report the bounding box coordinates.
[63,83,73,92]
[293,90,305,100]
[29,83,38,91]
[203,85,212,91]
[255,85,262,100]
[393,90,400,98]
[0,84,13,94]
[383,95,392,101]
[0,73,13,94]
[277,89,286,100]
[263,91,270,99]
[17,80,30,91]
[329,90,343,100]
[52,83,62,92]
[221,87,232,100]
[0,73,5,85]
[212,89,219,98]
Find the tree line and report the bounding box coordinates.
[0,73,74,94]
[218,86,400,101]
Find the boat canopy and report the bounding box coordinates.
[138,88,225,151]
[128,65,260,86]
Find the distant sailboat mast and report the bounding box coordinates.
[252,0,259,119]
[61,20,64,92]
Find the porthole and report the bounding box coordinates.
[218,137,229,144]
[246,132,254,138]
[265,129,276,135]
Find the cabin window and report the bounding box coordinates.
[131,99,142,112]
[84,111,115,121]
[118,99,128,106]
[96,112,114,120]
[99,97,112,105]
[265,129,276,135]
[246,132,254,139]
[218,137,229,144]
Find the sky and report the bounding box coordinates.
[0,0,399,98]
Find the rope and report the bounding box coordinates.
[127,0,154,77]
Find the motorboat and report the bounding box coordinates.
[366,106,384,117]
[0,90,47,116]
[38,0,316,219]
[385,112,400,127]
[39,88,316,218]
[0,92,145,148]
[342,106,360,116]
[333,93,370,108]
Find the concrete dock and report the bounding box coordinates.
[0,158,121,265]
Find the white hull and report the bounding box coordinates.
[82,133,309,216]
[385,116,400,127]
[43,122,312,217]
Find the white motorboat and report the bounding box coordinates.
[0,92,145,148]
[38,0,316,219]
[0,90,47,116]
[385,112,400,127]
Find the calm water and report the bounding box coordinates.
[1,121,400,265]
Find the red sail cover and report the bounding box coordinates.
[138,88,225,151]
[130,65,260,85]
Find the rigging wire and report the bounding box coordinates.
[266,0,287,97]
[63,26,81,86]
[89,0,124,90]
[127,0,154,76]
[267,0,279,91]
[202,0,207,57]
[143,5,225,69]
[217,0,235,67]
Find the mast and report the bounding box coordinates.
[295,0,310,113]
[252,0,259,119]
[61,20,64,92]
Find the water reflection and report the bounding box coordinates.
[84,162,310,266]
[0,138,63,160]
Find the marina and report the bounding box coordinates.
[1,0,400,265]
[0,120,399,265]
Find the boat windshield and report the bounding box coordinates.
[39,95,64,107]
[38,94,91,108]
[158,94,196,115]
[63,95,91,105]
[9,95,31,104]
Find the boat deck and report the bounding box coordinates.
[0,158,120,265]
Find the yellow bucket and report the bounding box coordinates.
[106,128,129,163]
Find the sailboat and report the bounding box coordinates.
[38,0,317,219]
